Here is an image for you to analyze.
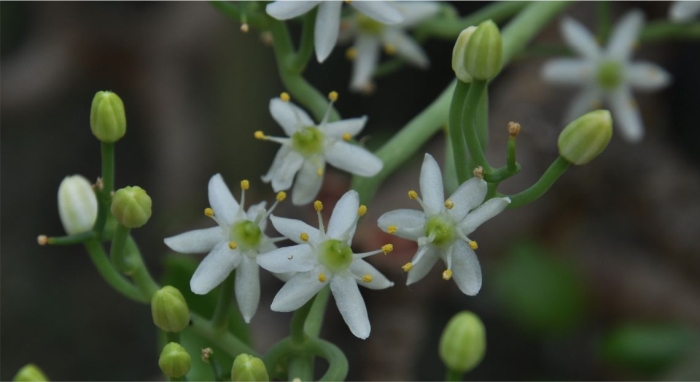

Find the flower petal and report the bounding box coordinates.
[266,0,319,20]
[256,244,316,273]
[330,275,370,339]
[315,1,343,62]
[560,17,600,60]
[419,153,445,216]
[322,116,368,139]
[626,62,671,92]
[324,141,383,177]
[270,215,321,244]
[541,59,595,85]
[272,151,305,192]
[269,98,314,136]
[327,190,360,239]
[350,34,381,91]
[449,240,482,296]
[208,174,239,226]
[190,242,241,295]
[164,227,224,254]
[246,201,268,231]
[606,10,644,60]
[262,146,292,183]
[564,87,603,124]
[447,178,488,223]
[292,160,325,206]
[351,1,403,24]
[377,209,426,240]
[669,1,700,22]
[406,246,439,285]
[608,86,644,143]
[383,29,429,68]
[394,2,440,28]
[270,270,328,312]
[349,259,394,290]
[458,197,510,235]
[235,256,260,323]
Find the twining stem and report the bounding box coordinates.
[508,156,570,208]
[461,79,490,181]
[289,9,317,73]
[84,239,146,303]
[110,224,135,274]
[449,81,472,183]
[305,338,349,382]
[445,369,464,381]
[191,313,257,357]
[211,273,235,331]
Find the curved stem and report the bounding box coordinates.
[289,9,317,73]
[291,296,315,343]
[304,286,330,337]
[125,236,160,299]
[305,338,349,382]
[449,81,472,183]
[462,79,490,179]
[110,224,136,274]
[508,156,570,208]
[263,337,294,380]
[191,313,258,357]
[84,239,146,303]
[211,273,235,331]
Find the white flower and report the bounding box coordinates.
[339,2,440,92]
[164,174,285,323]
[58,175,98,235]
[257,190,394,339]
[266,0,403,62]
[669,1,700,22]
[541,10,672,143]
[377,154,510,296]
[256,93,383,206]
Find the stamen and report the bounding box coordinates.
[473,166,484,179]
[228,241,238,250]
[358,205,367,217]
[300,232,309,242]
[254,131,266,140]
[384,44,397,55]
[268,237,287,243]
[318,273,327,283]
[382,244,393,255]
[408,190,418,200]
[240,23,249,33]
[204,208,214,217]
[280,92,291,102]
[362,274,373,283]
[314,200,325,235]
[387,225,397,234]
[444,199,454,209]
[317,167,323,177]
[442,269,453,280]
[276,191,287,202]
[346,48,358,60]
[469,240,478,250]
[320,91,338,126]
[342,133,352,141]
[417,232,436,246]
[37,235,48,246]
[261,192,287,223]
[402,262,413,272]
[240,180,250,190]
[328,91,338,102]
[314,200,323,212]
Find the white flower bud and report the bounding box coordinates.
[58,175,98,235]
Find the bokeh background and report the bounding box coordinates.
[2,1,700,380]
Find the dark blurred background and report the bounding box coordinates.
[2,1,700,380]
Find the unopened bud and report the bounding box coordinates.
[439,311,486,374]
[151,286,190,333]
[463,20,503,81]
[452,26,477,83]
[111,186,152,228]
[231,354,269,382]
[558,110,613,165]
[159,342,191,378]
[90,91,126,143]
[508,122,521,137]
[58,175,98,235]
[13,364,49,382]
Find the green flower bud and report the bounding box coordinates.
[558,110,613,165]
[13,364,49,382]
[58,175,98,235]
[452,26,477,83]
[159,342,191,379]
[90,91,126,143]
[463,20,503,81]
[111,186,152,228]
[152,286,190,333]
[231,354,269,382]
[439,311,486,374]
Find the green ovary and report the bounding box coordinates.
[292,127,325,157]
[425,215,456,248]
[596,60,623,90]
[230,220,262,251]
[356,14,385,35]
[318,239,353,274]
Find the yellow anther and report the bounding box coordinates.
[228,241,238,250]
[508,121,521,137]
[442,269,453,280]
[358,205,367,216]
[346,48,358,60]
[384,44,397,55]
[473,166,484,179]
[382,244,393,254]
[276,191,287,202]
[408,190,418,200]
[240,23,249,33]
[444,199,454,209]
[387,225,397,234]
[300,232,309,242]
[37,235,48,246]
[402,262,413,272]
[362,274,373,283]
[328,91,338,102]
[254,131,266,140]
[316,167,323,177]
[342,133,352,141]
[204,207,215,217]
[241,180,250,190]
[469,240,479,250]
[318,273,327,283]
[314,200,323,212]
[280,92,291,102]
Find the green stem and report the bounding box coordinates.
[416,1,529,39]
[462,80,490,179]
[211,273,235,331]
[191,313,257,357]
[444,126,460,195]
[305,338,349,382]
[484,164,520,183]
[501,2,571,63]
[46,231,96,245]
[126,236,160,299]
[291,295,315,343]
[304,286,330,337]
[476,86,489,152]
[445,369,464,381]
[449,81,471,183]
[263,337,294,380]
[508,156,570,208]
[641,21,700,42]
[373,58,405,78]
[209,1,267,29]
[95,142,115,238]
[289,9,317,73]
[507,137,517,172]
[84,239,146,303]
[597,1,611,43]
[288,355,314,381]
[166,331,180,344]
[110,224,136,274]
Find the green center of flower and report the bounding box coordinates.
[230,220,262,251]
[292,126,325,156]
[596,60,623,90]
[425,215,456,248]
[356,14,385,36]
[318,239,353,274]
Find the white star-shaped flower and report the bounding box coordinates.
[377,154,510,295]
[669,1,700,22]
[266,0,403,62]
[541,10,672,143]
[164,174,285,323]
[257,190,394,339]
[339,2,440,92]
[256,93,383,206]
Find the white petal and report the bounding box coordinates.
[270,270,328,312]
[256,244,316,273]
[564,87,603,124]
[262,146,292,183]
[330,275,370,339]
[292,160,325,205]
[351,1,403,24]
[246,201,268,231]
[190,242,241,295]
[669,1,700,22]
[447,178,487,223]
[271,151,305,192]
[608,86,644,143]
[322,116,368,139]
[377,209,426,240]
[350,34,381,91]
[269,98,314,136]
[208,174,239,226]
[607,10,645,60]
[349,259,394,290]
[560,17,600,60]
[458,197,510,235]
[393,2,440,28]
[315,1,343,62]
[449,240,482,296]
[270,215,321,244]
[626,62,672,92]
[406,246,439,285]
[541,59,595,85]
[266,1,319,20]
[327,190,360,239]
[164,227,224,254]
[419,153,445,216]
[383,29,429,68]
[324,141,383,177]
[235,256,260,323]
